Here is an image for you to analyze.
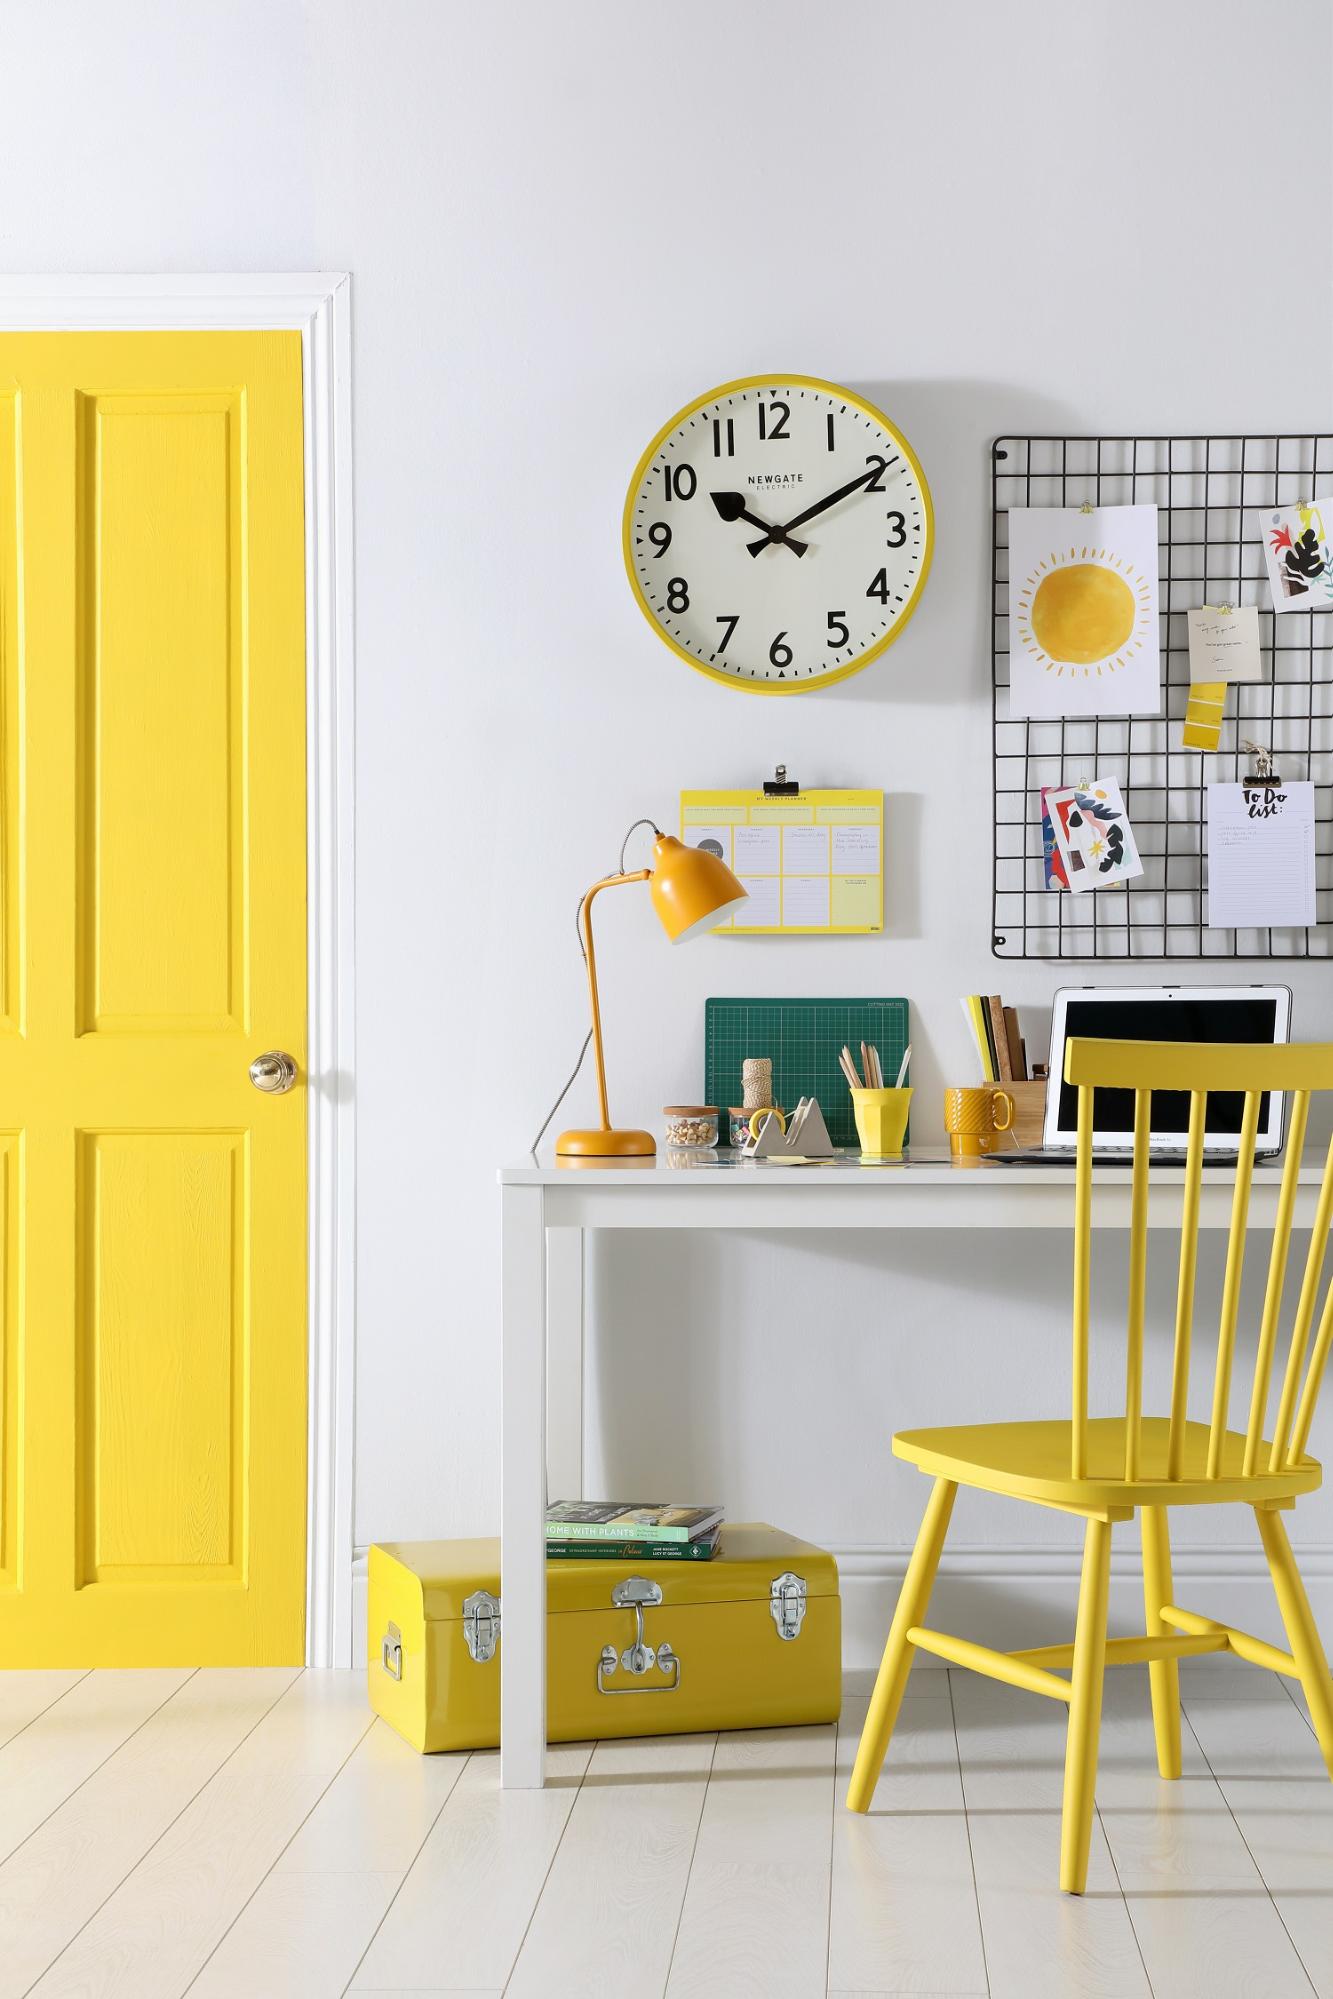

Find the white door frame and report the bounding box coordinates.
[0,274,357,1666]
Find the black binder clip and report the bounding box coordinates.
[763,764,801,796]
[1241,741,1282,791]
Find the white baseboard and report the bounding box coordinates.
[351,1539,1333,1681]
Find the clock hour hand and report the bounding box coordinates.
[758,460,892,550]
[710,490,807,557]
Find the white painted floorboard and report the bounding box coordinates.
[0,1667,298,1999]
[0,1669,87,1752]
[349,1738,594,1993]
[665,1721,837,1998]
[0,1663,1330,1996]
[505,1731,715,1999]
[828,1693,987,1997]
[27,1669,370,1998]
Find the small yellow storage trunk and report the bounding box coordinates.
[368,1523,840,1752]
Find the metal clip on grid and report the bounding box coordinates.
[1241,740,1282,789]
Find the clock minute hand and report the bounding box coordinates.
[710,490,807,557]
[762,461,890,547]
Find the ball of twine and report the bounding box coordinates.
[741,1057,773,1110]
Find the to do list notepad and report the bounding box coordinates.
[1206,781,1316,930]
[680,789,883,933]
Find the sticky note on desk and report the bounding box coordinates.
[1187,606,1262,683]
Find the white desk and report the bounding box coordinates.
[498,1145,1326,1787]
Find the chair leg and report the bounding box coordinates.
[846,1476,956,1813]
[1141,1506,1181,1780]
[1060,1515,1112,1894]
[1256,1504,1333,1780]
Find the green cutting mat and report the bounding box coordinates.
[705,998,910,1148]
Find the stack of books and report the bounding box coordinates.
[960,992,1032,1083]
[544,1502,723,1561]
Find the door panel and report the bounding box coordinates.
[78,391,246,1034]
[0,1137,18,1588]
[77,1129,246,1584]
[0,391,19,1039]
[0,332,306,1665]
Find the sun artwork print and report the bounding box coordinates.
[1007,505,1162,719]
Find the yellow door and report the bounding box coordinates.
[0,332,307,1665]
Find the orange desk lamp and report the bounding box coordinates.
[556,821,748,1158]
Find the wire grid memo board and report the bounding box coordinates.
[992,433,1333,959]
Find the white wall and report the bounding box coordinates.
[3,0,1332,1662]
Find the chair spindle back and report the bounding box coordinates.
[1065,1040,1333,1483]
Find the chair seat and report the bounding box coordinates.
[894,1416,1322,1511]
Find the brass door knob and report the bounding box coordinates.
[249,1050,299,1094]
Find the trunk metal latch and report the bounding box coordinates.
[380,1621,403,1680]
[597,1576,680,1694]
[463,1589,501,1663]
[770,1570,808,1640]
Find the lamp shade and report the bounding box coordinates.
[648,834,748,943]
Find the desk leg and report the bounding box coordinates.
[545,1228,584,1502]
[501,1184,547,1787]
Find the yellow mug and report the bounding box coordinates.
[852,1086,912,1162]
[944,1084,1015,1158]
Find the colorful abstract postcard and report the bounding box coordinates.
[1262,499,1333,614]
[1008,505,1162,719]
[1040,786,1069,889]
[1045,777,1143,895]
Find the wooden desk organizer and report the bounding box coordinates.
[994,1079,1047,1151]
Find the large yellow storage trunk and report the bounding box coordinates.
[368,1523,840,1752]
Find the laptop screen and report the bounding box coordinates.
[1050,989,1289,1150]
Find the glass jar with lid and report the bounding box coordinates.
[662,1105,719,1149]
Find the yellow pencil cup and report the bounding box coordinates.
[852,1087,912,1162]
[944,1084,1015,1158]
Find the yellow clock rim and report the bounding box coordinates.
[621,372,935,696]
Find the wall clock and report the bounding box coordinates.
[623,374,933,694]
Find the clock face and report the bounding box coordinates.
[623,375,933,693]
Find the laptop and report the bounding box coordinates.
[994,983,1292,1164]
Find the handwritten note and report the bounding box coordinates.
[782,824,830,873]
[1187,606,1262,683]
[831,823,880,871]
[733,824,780,873]
[1206,781,1315,929]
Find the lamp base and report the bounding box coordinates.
[555,1127,656,1158]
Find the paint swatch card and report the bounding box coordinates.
[1206,781,1315,928]
[1007,505,1162,719]
[1181,681,1227,751]
[1262,499,1333,614]
[1187,606,1262,682]
[1044,777,1143,895]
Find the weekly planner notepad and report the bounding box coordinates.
[680,789,883,933]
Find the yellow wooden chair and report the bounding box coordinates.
[847,1037,1333,1894]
